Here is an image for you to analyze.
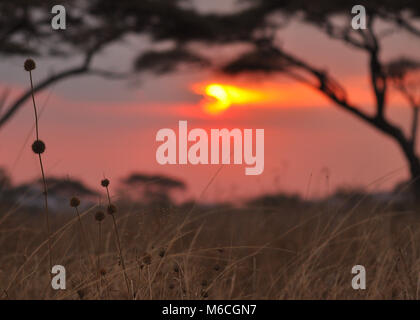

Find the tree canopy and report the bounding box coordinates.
[3,0,420,191]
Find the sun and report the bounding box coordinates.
[196,83,269,114]
[205,84,231,113]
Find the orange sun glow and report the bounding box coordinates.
[194,83,273,114]
[192,80,364,115]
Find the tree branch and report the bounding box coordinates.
[322,19,368,50]
[319,15,387,118]
[266,45,411,147]
[394,81,420,147]
[364,15,388,118]
[0,63,88,129]
[0,88,10,116]
[0,61,132,130]
[377,10,420,37]
[88,69,130,80]
[269,46,370,121]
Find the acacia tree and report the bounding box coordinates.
[81,0,420,193]
[122,173,186,204]
[225,1,420,193]
[142,0,420,194]
[3,0,420,193]
[0,0,208,128]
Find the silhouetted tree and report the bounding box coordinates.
[0,0,207,129]
[215,1,420,194]
[42,176,98,197]
[11,176,97,198]
[4,1,420,193]
[121,172,186,204]
[139,0,420,194]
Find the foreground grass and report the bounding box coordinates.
[0,195,419,300]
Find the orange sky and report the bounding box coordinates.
[0,75,414,202]
[1,19,419,202]
[191,76,409,115]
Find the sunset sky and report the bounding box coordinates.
[1,1,420,202]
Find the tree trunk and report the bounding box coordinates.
[397,139,420,196]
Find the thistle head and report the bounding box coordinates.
[95,211,105,222]
[31,140,45,154]
[70,197,80,208]
[24,58,36,71]
[142,253,152,265]
[101,179,110,187]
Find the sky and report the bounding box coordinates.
[1,2,420,202]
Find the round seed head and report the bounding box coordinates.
[31,140,45,154]
[101,179,110,187]
[70,197,80,208]
[142,253,152,265]
[159,248,166,258]
[99,268,107,276]
[24,58,36,71]
[107,204,117,215]
[95,211,105,222]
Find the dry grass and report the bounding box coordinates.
[0,196,420,300]
[1,58,419,300]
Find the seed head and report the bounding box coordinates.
[24,58,36,71]
[101,179,110,187]
[142,253,152,265]
[95,211,105,222]
[31,140,45,154]
[99,268,107,276]
[159,248,166,258]
[107,204,117,215]
[70,197,80,208]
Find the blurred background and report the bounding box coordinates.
[4,0,420,301]
[1,0,420,204]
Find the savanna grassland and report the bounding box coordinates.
[1,189,420,300]
[1,58,420,301]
